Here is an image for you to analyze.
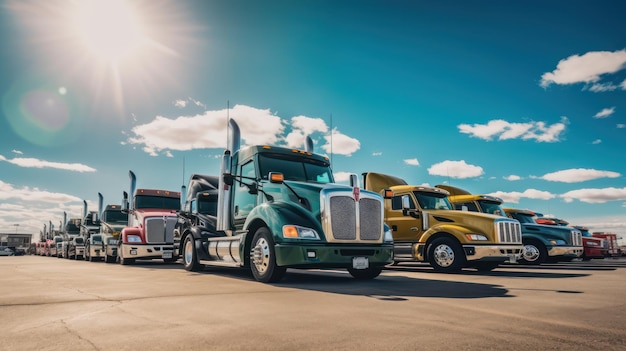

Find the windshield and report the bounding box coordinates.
[135,195,180,210]
[477,200,505,216]
[103,210,128,223]
[65,222,80,234]
[92,236,102,244]
[258,154,333,183]
[507,212,536,224]
[198,196,218,216]
[414,191,452,210]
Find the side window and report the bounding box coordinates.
[234,161,257,219]
[391,195,415,210]
[190,199,197,214]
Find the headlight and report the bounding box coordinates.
[126,235,142,243]
[550,239,567,245]
[282,225,320,240]
[465,234,488,241]
[585,241,599,246]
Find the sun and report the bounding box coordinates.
[72,0,145,63]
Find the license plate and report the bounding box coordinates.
[162,251,173,259]
[352,257,369,270]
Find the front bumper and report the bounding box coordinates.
[274,243,394,268]
[120,243,174,260]
[463,244,523,263]
[89,246,105,258]
[548,246,583,258]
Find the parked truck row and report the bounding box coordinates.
[31,118,621,283]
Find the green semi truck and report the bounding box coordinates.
[175,119,394,283]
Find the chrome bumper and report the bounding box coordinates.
[464,244,523,262]
[120,244,174,259]
[548,246,583,257]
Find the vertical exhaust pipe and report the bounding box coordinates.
[180,184,187,210]
[83,200,88,220]
[98,193,104,219]
[304,135,314,153]
[129,171,137,209]
[217,119,240,234]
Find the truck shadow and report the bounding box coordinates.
[385,263,591,278]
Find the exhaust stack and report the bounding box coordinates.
[98,193,104,218]
[129,171,137,209]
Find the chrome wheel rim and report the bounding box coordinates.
[251,237,270,274]
[522,245,540,262]
[433,244,455,268]
[184,239,193,266]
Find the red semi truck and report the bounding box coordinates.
[118,171,181,265]
[592,232,621,257]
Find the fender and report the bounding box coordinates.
[121,227,142,243]
[420,223,481,245]
[243,200,323,243]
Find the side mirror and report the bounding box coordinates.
[248,182,258,195]
[223,174,234,186]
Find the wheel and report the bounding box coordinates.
[348,266,383,279]
[250,227,286,283]
[105,255,113,263]
[427,237,466,273]
[473,262,500,271]
[117,244,134,265]
[519,240,547,265]
[182,235,203,272]
[84,244,90,261]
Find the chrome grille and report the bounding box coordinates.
[570,230,583,246]
[145,216,177,243]
[496,220,522,243]
[322,188,384,243]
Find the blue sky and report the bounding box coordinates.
[1,0,625,243]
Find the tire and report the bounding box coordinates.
[84,244,90,262]
[519,240,547,265]
[118,244,134,265]
[250,227,286,283]
[182,235,203,272]
[348,266,383,279]
[473,262,500,271]
[427,237,466,273]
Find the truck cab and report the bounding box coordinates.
[118,171,180,265]
[503,208,583,264]
[67,236,86,260]
[97,194,128,263]
[571,226,607,261]
[364,173,522,272]
[176,119,393,283]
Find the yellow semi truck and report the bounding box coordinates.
[363,172,523,272]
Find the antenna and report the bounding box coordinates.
[330,113,333,167]
[226,100,230,149]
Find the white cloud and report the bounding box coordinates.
[12,149,23,155]
[540,49,626,88]
[404,158,419,166]
[458,117,568,143]
[333,171,352,183]
[588,83,618,92]
[593,107,615,119]
[428,160,484,179]
[621,79,626,90]
[0,180,81,203]
[504,175,521,181]
[321,129,360,156]
[126,104,361,157]
[489,189,556,203]
[0,155,96,172]
[592,139,602,145]
[372,152,382,156]
[539,168,620,183]
[561,187,626,204]
[126,105,284,156]
[174,99,187,108]
[617,124,626,129]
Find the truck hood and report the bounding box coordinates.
[424,209,505,227]
[520,222,575,235]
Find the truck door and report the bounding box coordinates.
[387,192,424,242]
[233,160,257,232]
